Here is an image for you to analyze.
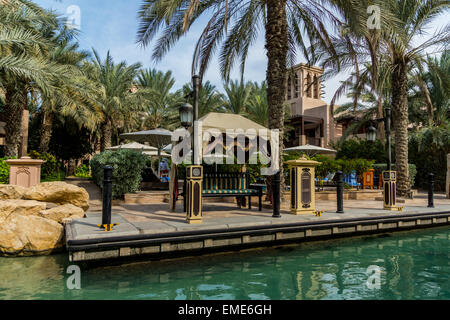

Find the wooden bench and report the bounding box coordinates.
[183,172,263,211]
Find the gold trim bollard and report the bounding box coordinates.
[186,165,203,224]
[287,157,320,215]
[383,170,397,210]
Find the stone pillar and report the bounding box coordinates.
[19,110,29,158]
[287,156,320,215]
[6,157,45,188]
[446,153,450,199]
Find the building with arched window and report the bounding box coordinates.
[285,63,347,148]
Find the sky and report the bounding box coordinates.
[33,0,449,105]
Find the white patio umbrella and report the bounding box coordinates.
[283,144,337,157]
[120,128,173,178]
[106,142,158,152]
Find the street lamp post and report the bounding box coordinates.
[179,75,203,224]
[366,107,397,210]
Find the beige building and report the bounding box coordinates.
[285,63,342,148]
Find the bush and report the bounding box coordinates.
[90,150,148,199]
[0,157,10,184]
[334,138,388,163]
[29,150,65,181]
[373,163,417,187]
[75,164,91,178]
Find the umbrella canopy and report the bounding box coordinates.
[120,129,173,179]
[143,150,171,157]
[120,128,172,148]
[106,142,157,152]
[284,144,337,157]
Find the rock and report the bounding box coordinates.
[24,182,89,211]
[0,185,27,200]
[0,214,64,256]
[39,204,85,224]
[0,199,46,220]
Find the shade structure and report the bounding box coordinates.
[143,150,171,157]
[284,144,337,157]
[106,142,158,152]
[120,128,173,178]
[120,128,172,148]
[198,112,266,133]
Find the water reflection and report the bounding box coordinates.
[0,227,448,300]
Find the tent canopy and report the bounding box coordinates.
[199,112,266,133]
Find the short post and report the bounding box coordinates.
[336,171,344,213]
[99,166,118,231]
[428,173,434,208]
[272,171,281,218]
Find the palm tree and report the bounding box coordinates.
[86,50,142,151]
[38,38,101,153]
[0,0,66,157]
[222,79,251,115]
[136,0,344,188]
[382,0,449,196]
[181,80,224,118]
[246,81,269,127]
[136,68,183,130]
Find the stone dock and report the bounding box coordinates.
[66,199,450,263]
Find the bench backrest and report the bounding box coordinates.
[203,172,249,191]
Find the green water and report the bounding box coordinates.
[0,227,448,300]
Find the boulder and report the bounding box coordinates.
[0,214,64,256]
[39,204,85,224]
[0,185,27,200]
[23,182,89,211]
[0,199,46,220]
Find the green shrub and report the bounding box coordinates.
[0,157,10,184]
[75,164,91,178]
[373,163,417,187]
[90,150,148,199]
[334,138,388,163]
[29,150,65,181]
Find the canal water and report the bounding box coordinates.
[0,227,448,300]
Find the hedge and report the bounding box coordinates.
[90,149,148,199]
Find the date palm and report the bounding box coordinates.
[181,80,225,118]
[0,0,66,157]
[137,0,344,188]
[86,50,142,151]
[136,68,183,130]
[382,0,449,196]
[222,79,251,115]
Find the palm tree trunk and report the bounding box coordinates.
[377,93,385,144]
[4,86,27,158]
[100,118,112,152]
[265,0,288,199]
[391,60,411,196]
[38,110,53,153]
[417,79,434,126]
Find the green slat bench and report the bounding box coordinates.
[183,172,263,211]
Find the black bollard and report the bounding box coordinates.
[101,166,113,228]
[336,171,344,213]
[428,173,434,208]
[272,171,281,218]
